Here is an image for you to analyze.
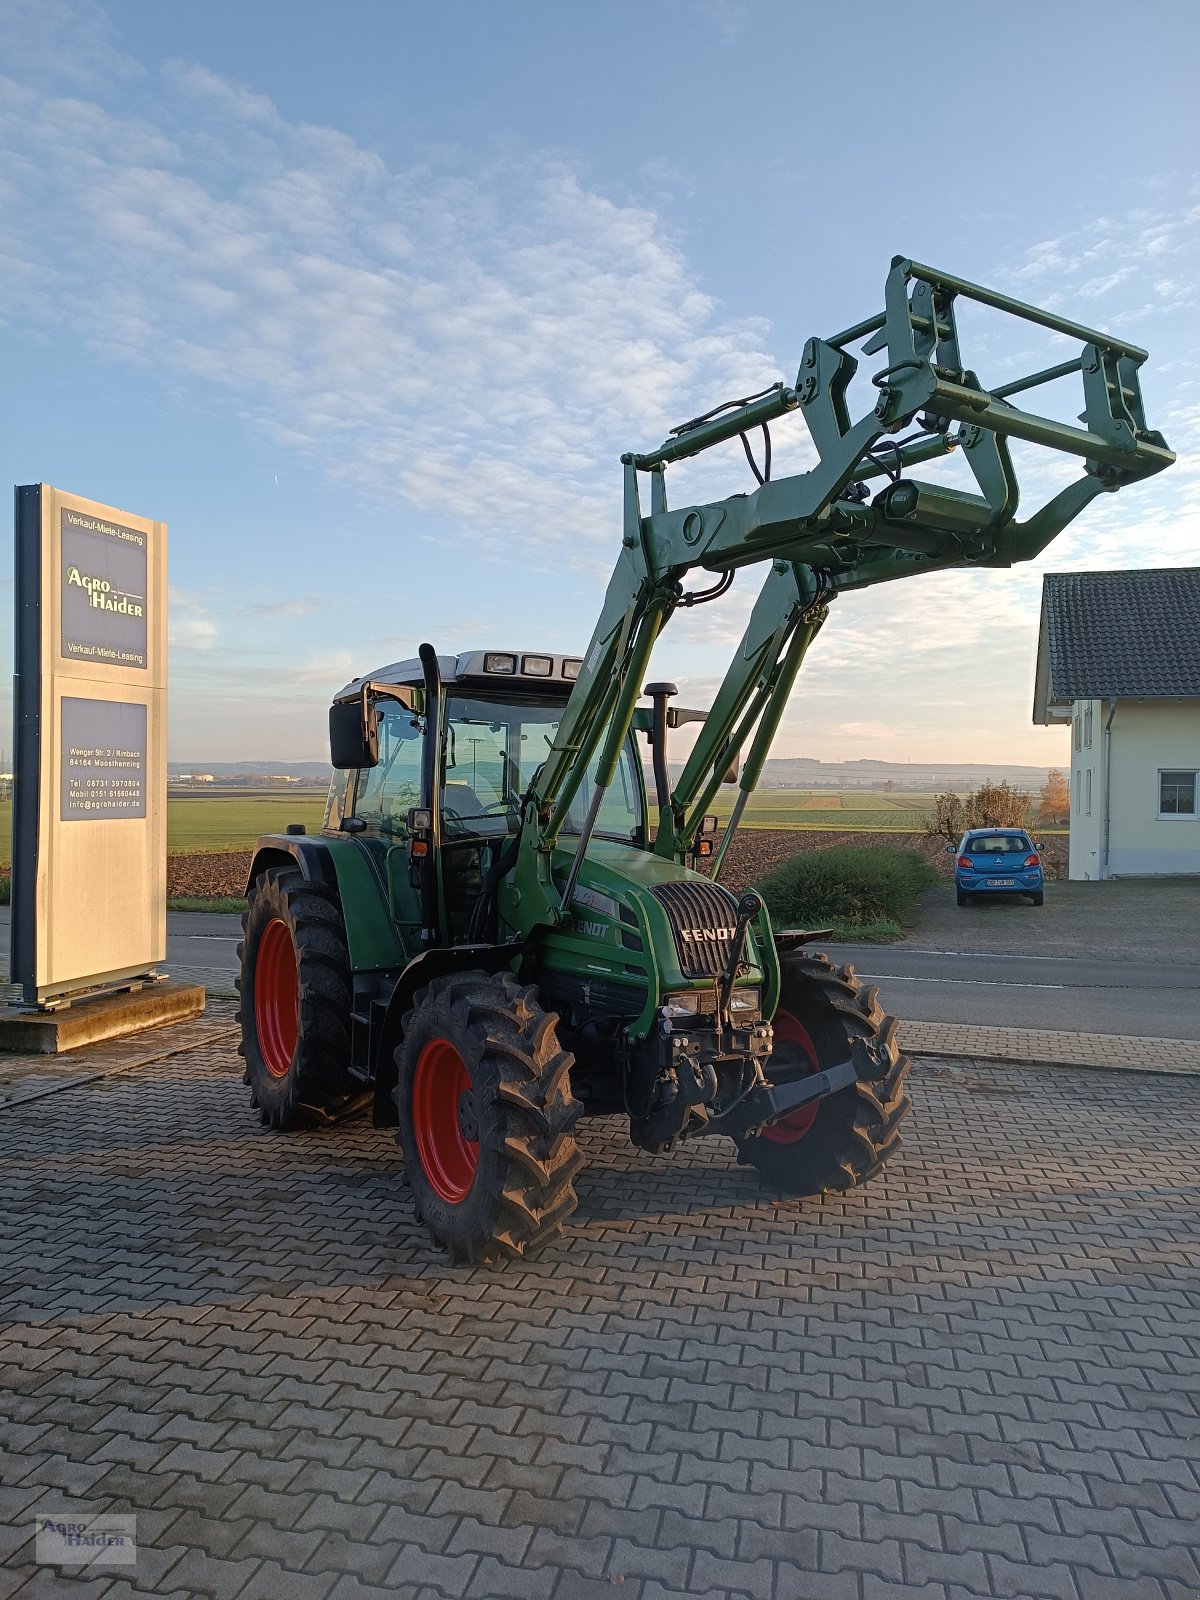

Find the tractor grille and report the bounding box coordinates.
[650,881,739,979]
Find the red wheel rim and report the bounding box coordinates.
[254,918,298,1078]
[761,1008,821,1144]
[411,1037,478,1204]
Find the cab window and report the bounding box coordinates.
[443,694,642,843]
[354,704,422,836]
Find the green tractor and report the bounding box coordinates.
[237,257,1172,1263]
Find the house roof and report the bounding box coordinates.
[1032,567,1200,723]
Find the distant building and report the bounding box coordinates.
[1033,568,1200,879]
[193,773,215,783]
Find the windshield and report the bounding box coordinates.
[442,693,643,843]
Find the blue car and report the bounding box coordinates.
[954,828,1044,907]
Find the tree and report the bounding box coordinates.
[928,791,968,847]
[926,781,1033,847]
[1039,768,1070,824]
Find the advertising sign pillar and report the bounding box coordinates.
[12,485,168,1006]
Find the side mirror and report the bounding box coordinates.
[329,697,379,769]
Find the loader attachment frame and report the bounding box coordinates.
[504,255,1172,934]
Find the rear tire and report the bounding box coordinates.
[735,950,911,1196]
[1030,892,1044,906]
[956,889,968,906]
[395,970,585,1264]
[237,867,357,1128]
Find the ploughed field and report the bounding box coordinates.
[169,826,957,898]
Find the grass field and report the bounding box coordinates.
[0,785,1064,867]
[0,792,330,864]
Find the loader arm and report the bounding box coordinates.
[507,255,1173,935]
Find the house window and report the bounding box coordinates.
[1084,704,1093,749]
[1158,770,1197,818]
[1073,711,1081,752]
[1085,769,1092,816]
[1075,769,1081,811]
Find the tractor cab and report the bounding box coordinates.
[324,649,647,949]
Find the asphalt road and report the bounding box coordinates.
[3,907,1196,1041]
[160,912,1200,1042]
[821,940,1200,1040]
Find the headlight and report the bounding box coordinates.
[729,988,760,1013]
[661,992,702,1018]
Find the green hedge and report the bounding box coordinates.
[754,844,937,934]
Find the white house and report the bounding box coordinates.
[1033,568,1200,880]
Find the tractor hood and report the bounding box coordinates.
[529,839,778,1041]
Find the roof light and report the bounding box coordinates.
[523,654,553,677]
[562,658,582,680]
[483,653,517,674]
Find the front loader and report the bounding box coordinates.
[237,256,1173,1262]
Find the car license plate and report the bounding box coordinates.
[986,877,1015,886]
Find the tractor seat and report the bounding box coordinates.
[443,781,499,840]
[443,781,486,822]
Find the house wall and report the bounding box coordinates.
[1107,699,1200,876]
[1068,698,1200,878]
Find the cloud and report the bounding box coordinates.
[0,0,141,90]
[998,200,1200,319]
[1,6,1196,765]
[241,597,319,619]
[169,588,218,651]
[0,48,776,564]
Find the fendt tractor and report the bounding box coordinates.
[237,257,1172,1262]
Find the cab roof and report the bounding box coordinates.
[334,649,583,703]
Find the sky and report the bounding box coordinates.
[1,0,1197,767]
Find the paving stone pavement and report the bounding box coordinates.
[898,1022,1200,1076]
[0,1015,238,1105]
[1,1030,1198,1600]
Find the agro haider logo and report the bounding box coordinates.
[65,567,144,617]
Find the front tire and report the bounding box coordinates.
[395,971,584,1264]
[735,950,911,1196]
[237,867,357,1128]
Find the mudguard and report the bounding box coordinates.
[370,939,525,1125]
[245,833,407,973]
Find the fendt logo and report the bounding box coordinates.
[680,927,735,942]
[65,567,145,617]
